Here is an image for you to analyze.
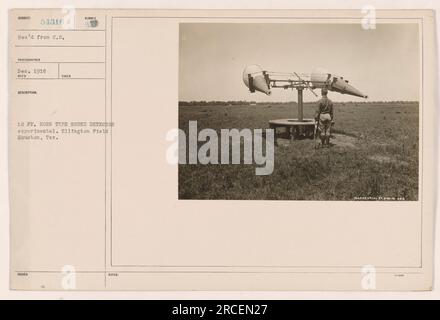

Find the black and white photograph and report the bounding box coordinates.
[179,23,420,201]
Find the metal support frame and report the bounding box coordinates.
[297,87,304,121]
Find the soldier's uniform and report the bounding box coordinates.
[315,89,334,147]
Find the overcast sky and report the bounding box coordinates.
[179,23,419,102]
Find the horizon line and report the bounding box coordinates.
[179,100,419,104]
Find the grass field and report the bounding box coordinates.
[178,102,419,201]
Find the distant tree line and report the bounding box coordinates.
[179,101,294,106]
[179,100,418,106]
[179,101,257,106]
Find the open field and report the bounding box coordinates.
[178,102,419,200]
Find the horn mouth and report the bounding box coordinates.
[243,65,271,95]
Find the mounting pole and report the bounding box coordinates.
[297,87,304,121]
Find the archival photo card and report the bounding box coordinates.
[9,9,435,291]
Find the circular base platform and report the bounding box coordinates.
[269,118,316,143]
[269,118,315,126]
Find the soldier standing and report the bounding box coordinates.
[315,88,334,147]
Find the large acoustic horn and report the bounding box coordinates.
[311,67,367,98]
[242,65,271,95]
